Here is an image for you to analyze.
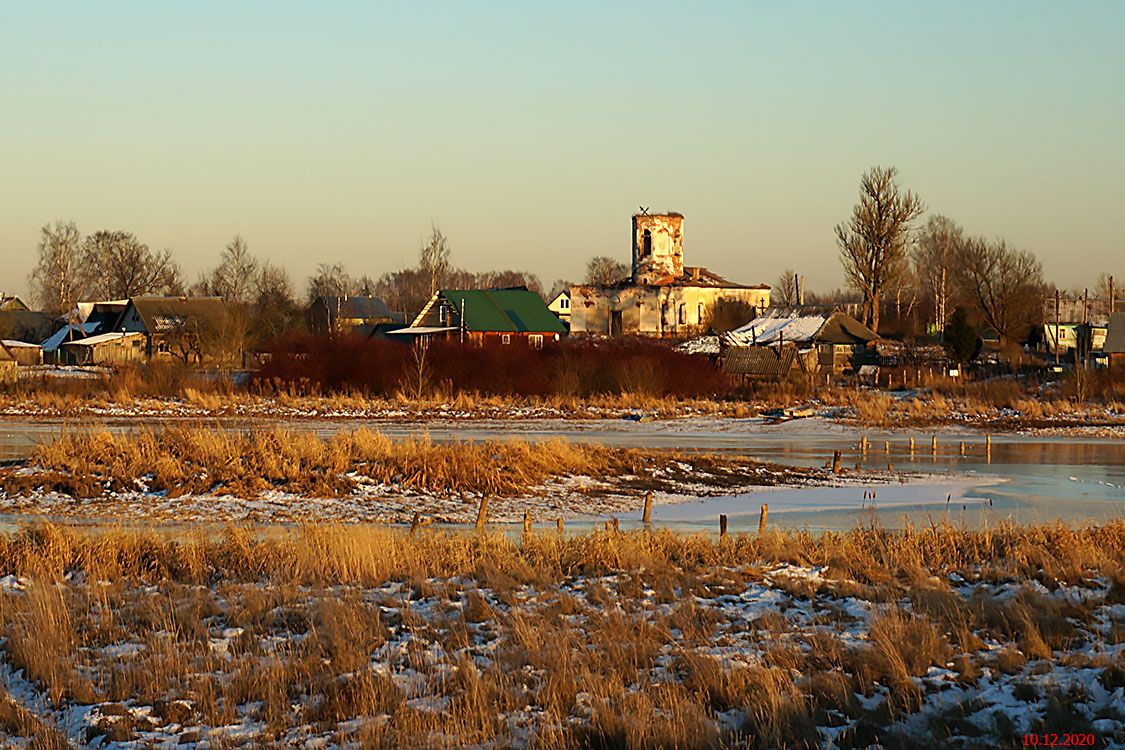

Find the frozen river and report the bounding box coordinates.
[0,416,1121,532]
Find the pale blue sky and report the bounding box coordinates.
[2,1,1122,298]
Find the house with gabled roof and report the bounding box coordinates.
[117,296,227,361]
[398,288,566,348]
[723,306,879,374]
[308,295,402,335]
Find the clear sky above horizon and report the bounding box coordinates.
[2,1,1122,301]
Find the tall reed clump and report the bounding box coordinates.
[4,427,642,499]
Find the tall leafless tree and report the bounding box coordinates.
[420,224,451,297]
[206,235,258,305]
[835,166,924,333]
[29,221,86,316]
[912,215,962,332]
[80,230,182,300]
[772,269,800,307]
[584,256,629,286]
[952,237,1045,346]
[306,262,353,302]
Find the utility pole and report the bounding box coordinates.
[1054,288,1061,366]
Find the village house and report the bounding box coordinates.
[1041,291,1116,365]
[569,212,771,337]
[308,295,401,335]
[400,288,566,347]
[117,296,227,362]
[1,339,42,366]
[0,308,53,345]
[0,343,18,383]
[41,322,101,365]
[723,306,880,375]
[547,290,571,326]
[0,296,29,312]
[59,332,146,366]
[1106,312,1125,369]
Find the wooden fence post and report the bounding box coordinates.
[522,510,532,537]
[475,496,489,532]
[758,504,769,534]
[832,450,842,474]
[556,517,564,535]
[719,514,728,538]
[642,490,653,525]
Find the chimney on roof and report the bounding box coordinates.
[797,275,805,306]
[690,267,701,281]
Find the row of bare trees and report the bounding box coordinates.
[835,166,1048,345]
[29,222,184,317]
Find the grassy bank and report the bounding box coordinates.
[0,428,824,524]
[0,522,1122,748]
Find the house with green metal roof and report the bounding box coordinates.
[402,288,566,347]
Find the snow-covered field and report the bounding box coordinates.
[1,536,1121,748]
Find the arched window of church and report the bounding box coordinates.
[642,229,652,258]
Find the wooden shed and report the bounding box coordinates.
[1,340,42,366]
[0,344,17,384]
[59,332,146,366]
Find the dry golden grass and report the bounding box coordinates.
[2,427,648,500]
[0,520,1121,747]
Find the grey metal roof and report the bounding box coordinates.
[1105,312,1125,354]
[722,346,799,377]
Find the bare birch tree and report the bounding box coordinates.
[306,262,353,302]
[835,166,924,333]
[420,224,451,297]
[952,237,1045,346]
[29,221,85,316]
[912,215,963,332]
[207,235,258,305]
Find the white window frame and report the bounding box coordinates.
[501,333,512,345]
[529,334,544,349]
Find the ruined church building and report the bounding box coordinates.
[569,212,770,337]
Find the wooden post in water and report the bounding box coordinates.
[909,437,915,455]
[959,441,966,457]
[884,440,890,454]
[931,435,938,457]
[556,517,564,535]
[719,514,728,538]
[986,434,992,463]
[642,490,653,525]
[758,504,769,534]
[860,435,868,454]
[612,517,620,533]
[475,497,489,532]
[832,450,842,474]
